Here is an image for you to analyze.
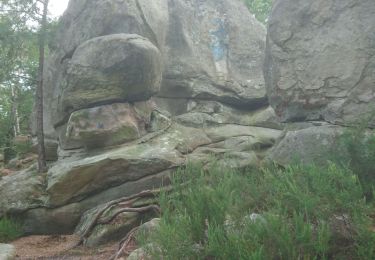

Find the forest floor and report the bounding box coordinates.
[11,235,121,260]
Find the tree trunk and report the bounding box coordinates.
[11,84,20,137]
[36,0,49,173]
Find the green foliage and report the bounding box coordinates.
[0,217,23,242]
[243,0,273,24]
[0,0,46,155]
[143,162,375,260]
[333,124,375,200]
[14,138,32,158]
[0,1,59,151]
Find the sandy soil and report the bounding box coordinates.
[12,235,118,260]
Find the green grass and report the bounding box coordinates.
[0,217,23,242]
[140,162,375,260]
[332,126,375,200]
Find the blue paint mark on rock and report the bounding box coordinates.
[209,16,228,62]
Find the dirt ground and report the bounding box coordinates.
[12,235,119,260]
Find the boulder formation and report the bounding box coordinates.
[2,0,372,242]
[264,0,375,127]
[1,0,281,236]
[44,0,267,140]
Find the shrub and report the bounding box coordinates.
[333,125,375,200]
[142,162,375,260]
[0,217,23,242]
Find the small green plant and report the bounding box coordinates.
[142,162,375,260]
[0,217,23,242]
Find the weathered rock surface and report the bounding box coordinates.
[135,218,161,240]
[60,34,162,122]
[158,0,267,106]
[47,123,281,207]
[46,139,184,207]
[153,97,282,130]
[0,244,15,260]
[61,101,155,149]
[0,168,46,217]
[77,209,141,247]
[75,203,160,247]
[265,0,375,127]
[127,246,151,260]
[0,122,281,234]
[42,0,267,141]
[267,124,344,165]
[22,172,170,235]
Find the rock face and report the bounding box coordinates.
[267,124,343,165]
[158,0,267,106]
[265,0,375,127]
[0,168,46,217]
[3,123,281,234]
[42,0,267,139]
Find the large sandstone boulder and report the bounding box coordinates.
[265,0,375,127]
[60,34,162,121]
[46,140,186,207]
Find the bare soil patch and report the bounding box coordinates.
[12,235,117,260]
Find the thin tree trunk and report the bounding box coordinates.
[11,84,20,136]
[36,0,49,173]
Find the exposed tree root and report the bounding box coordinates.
[111,226,140,260]
[73,189,165,248]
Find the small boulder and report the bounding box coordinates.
[134,218,160,241]
[267,125,343,165]
[75,200,159,247]
[62,101,155,149]
[0,168,46,217]
[127,246,152,260]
